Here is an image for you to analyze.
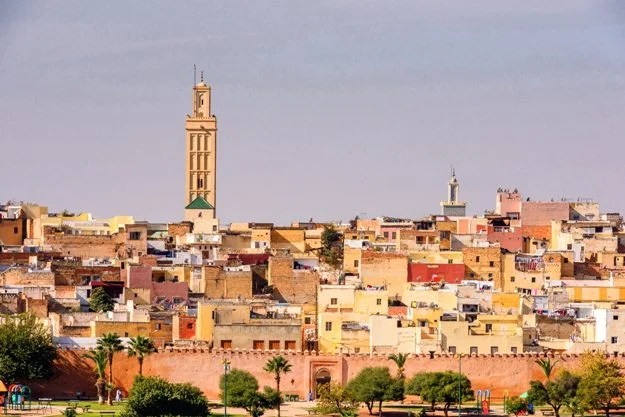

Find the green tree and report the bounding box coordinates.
[97,333,125,405]
[314,382,359,417]
[405,372,473,417]
[83,348,108,404]
[388,353,409,379]
[535,358,559,380]
[220,368,281,417]
[321,225,342,267]
[507,397,528,417]
[577,352,625,417]
[346,367,400,415]
[119,375,209,417]
[0,313,57,383]
[527,370,580,417]
[263,355,292,417]
[127,335,156,376]
[89,287,114,313]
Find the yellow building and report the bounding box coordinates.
[440,314,523,354]
[185,72,217,218]
[500,253,564,293]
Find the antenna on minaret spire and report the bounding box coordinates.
[200,70,204,83]
[451,165,455,178]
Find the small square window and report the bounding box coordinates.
[510,276,515,282]
[489,261,495,267]
[614,315,619,321]
[376,299,382,305]
[354,260,359,268]
[391,232,397,240]
[612,336,618,344]
[485,324,493,332]
[13,227,18,234]
[531,277,536,283]
[330,298,337,305]
[325,322,332,331]
[304,317,312,324]
[186,323,194,329]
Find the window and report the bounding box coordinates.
[448,346,457,354]
[383,232,389,239]
[376,299,382,305]
[469,273,475,278]
[186,323,194,329]
[490,346,498,355]
[330,298,338,305]
[325,322,333,331]
[489,261,495,267]
[13,227,18,234]
[511,347,518,354]
[354,260,359,268]
[531,277,536,283]
[488,273,493,278]
[545,276,550,281]
[304,317,312,324]
[612,336,619,344]
[124,332,129,337]
[563,258,569,263]
[510,276,515,282]
[470,346,478,354]
[567,244,573,250]
[155,323,161,330]
[253,340,265,350]
[485,324,493,333]
[129,232,141,240]
[269,340,280,350]
[221,340,232,349]
[354,347,360,353]
[391,232,397,240]
[476,256,480,262]
[285,340,296,350]
[614,315,619,321]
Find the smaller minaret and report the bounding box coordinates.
[440,167,466,217]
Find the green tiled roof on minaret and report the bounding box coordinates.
[185,196,214,210]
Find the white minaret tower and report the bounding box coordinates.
[440,167,466,217]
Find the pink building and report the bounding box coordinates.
[521,202,569,226]
[487,225,523,252]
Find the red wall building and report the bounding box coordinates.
[408,263,464,284]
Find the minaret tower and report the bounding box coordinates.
[440,167,466,217]
[185,71,217,218]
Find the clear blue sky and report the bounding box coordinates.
[1,1,624,224]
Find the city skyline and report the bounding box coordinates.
[1,1,625,224]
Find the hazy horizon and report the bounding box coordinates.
[1,1,624,225]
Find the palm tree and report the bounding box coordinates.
[97,333,124,405]
[83,348,107,404]
[388,353,409,379]
[127,335,156,376]
[535,357,559,380]
[263,355,292,417]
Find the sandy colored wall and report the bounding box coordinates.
[31,350,600,400]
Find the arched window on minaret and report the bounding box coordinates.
[197,178,204,189]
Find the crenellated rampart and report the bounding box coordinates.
[29,348,619,400]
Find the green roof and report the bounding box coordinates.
[185,196,214,210]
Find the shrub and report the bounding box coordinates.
[120,376,210,417]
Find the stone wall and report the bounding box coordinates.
[33,349,600,400]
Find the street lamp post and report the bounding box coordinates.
[457,353,463,417]
[223,360,231,417]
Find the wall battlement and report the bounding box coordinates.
[34,348,615,401]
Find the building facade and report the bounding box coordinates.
[185,72,217,218]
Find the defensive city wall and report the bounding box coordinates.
[31,349,613,400]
